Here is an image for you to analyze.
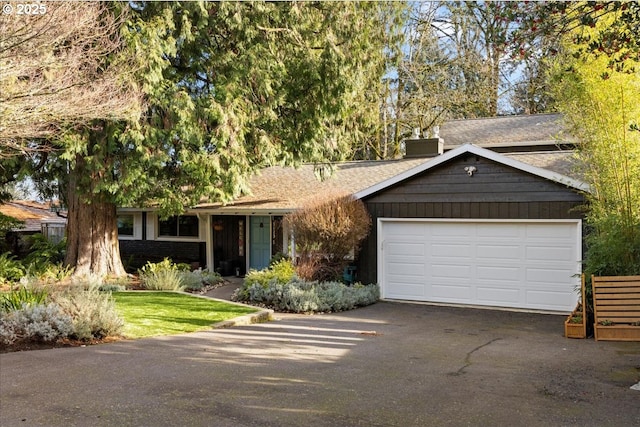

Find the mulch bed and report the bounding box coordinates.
[1,336,123,354]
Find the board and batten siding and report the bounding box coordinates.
[356,154,586,285]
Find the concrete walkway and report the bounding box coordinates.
[1,301,639,426]
[204,276,244,301]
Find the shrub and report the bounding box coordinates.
[239,259,296,299]
[23,234,66,268]
[49,285,124,341]
[1,285,48,312]
[0,252,25,284]
[28,262,74,284]
[98,283,127,292]
[285,192,371,282]
[141,268,185,291]
[0,303,74,345]
[234,277,379,313]
[180,269,223,292]
[139,259,187,291]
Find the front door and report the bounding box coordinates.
[249,216,271,271]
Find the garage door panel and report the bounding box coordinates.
[476,266,520,281]
[386,242,424,256]
[526,267,576,284]
[477,223,522,238]
[431,224,469,237]
[386,281,426,299]
[431,264,472,279]
[431,243,472,257]
[476,244,521,260]
[526,246,574,261]
[431,284,473,301]
[526,223,573,239]
[525,290,576,310]
[476,286,520,304]
[380,220,581,312]
[387,262,425,276]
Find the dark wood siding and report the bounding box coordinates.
[355,154,587,285]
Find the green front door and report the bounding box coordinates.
[249,216,271,271]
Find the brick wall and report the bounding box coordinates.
[119,240,206,270]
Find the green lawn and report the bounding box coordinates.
[113,291,258,339]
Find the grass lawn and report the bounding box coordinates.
[113,291,259,339]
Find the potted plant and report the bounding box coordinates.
[564,304,586,338]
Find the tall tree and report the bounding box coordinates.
[436,1,515,117]
[49,1,402,277]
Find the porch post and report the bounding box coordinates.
[203,214,214,272]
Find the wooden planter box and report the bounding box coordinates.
[565,274,586,339]
[594,324,640,341]
[592,275,640,342]
[564,311,586,339]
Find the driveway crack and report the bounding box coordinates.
[449,338,502,376]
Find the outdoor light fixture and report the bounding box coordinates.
[464,166,477,176]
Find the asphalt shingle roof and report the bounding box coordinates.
[196,150,583,212]
[0,200,66,232]
[191,114,584,213]
[440,113,573,148]
[196,157,430,212]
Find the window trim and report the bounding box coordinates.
[117,213,142,240]
[155,214,202,241]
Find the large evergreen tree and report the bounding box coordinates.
[38,1,402,277]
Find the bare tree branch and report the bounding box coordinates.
[0,1,142,154]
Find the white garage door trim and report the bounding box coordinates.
[378,218,582,313]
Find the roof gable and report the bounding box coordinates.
[354,144,590,200]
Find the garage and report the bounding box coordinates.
[379,219,582,312]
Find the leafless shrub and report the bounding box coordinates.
[285,192,371,281]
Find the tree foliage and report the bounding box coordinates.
[508,1,640,74]
[368,1,556,160]
[13,1,401,277]
[549,19,640,276]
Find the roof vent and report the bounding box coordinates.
[404,137,444,158]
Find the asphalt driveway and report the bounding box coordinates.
[1,301,639,427]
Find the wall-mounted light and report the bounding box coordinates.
[464,166,477,176]
[259,222,264,228]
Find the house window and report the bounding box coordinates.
[117,215,135,236]
[158,215,199,238]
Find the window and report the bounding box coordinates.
[117,215,134,236]
[158,215,199,238]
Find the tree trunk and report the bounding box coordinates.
[65,157,127,278]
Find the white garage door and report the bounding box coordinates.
[379,220,581,312]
